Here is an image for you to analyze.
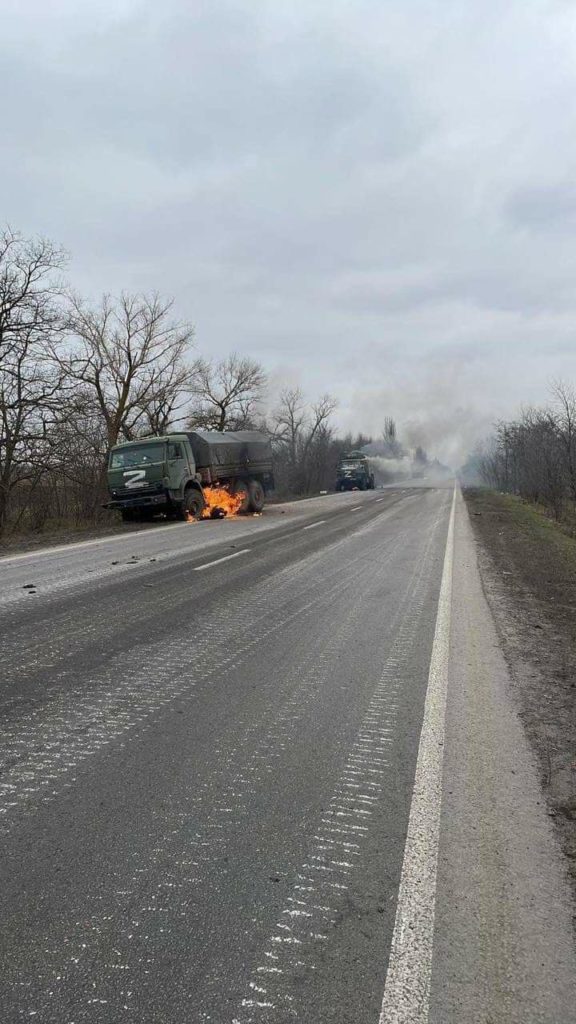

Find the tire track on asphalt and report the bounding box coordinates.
[0,508,432,1020]
[231,497,450,1023]
[0,507,415,832]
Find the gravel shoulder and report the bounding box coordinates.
[463,488,576,898]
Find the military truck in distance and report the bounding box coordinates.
[105,430,274,521]
[335,451,375,492]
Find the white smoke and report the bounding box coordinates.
[367,455,412,482]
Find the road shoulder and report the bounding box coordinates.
[429,490,576,1024]
[463,488,576,897]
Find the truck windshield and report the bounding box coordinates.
[109,444,166,469]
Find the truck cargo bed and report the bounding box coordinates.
[187,430,273,478]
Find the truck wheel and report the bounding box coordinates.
[181,487,205,520]
[248,479,265,513]
[121,509,136,523]
[233,481,251,514]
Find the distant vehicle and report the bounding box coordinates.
[335,451,375,492]
[105,430,274,522]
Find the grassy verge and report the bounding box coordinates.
[466,487,576,571]
[464,487,576,889]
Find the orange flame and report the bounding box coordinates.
[201,485,243,520]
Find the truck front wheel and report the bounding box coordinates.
[181,487,205,520]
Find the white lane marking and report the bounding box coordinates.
[302,520,327,531]
[378,486,456,1024]
[375,498,384,503]
[193,549,251,571]
[350,506,363,512]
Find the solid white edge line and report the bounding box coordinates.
[378,485,456,1024]
[193,549,250,571]
[302,520,327,531]
[0,520,194,563]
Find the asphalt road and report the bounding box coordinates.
[1,487,575,1024]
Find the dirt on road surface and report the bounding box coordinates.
[464,488,576,902]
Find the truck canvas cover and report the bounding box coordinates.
[188,431,272,476]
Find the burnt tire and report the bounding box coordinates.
[233,480,251,514]
[248,479,265,513]
[121,509,137,523]
[181,487,205,520]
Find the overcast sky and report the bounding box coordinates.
[3,0,576,463]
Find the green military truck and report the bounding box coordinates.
[105,430,274,522]
[335,450,375,492]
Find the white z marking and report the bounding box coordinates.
[123,469,147,489]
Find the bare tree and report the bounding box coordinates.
[187,354,266,432]
[0,229,68,532]
[480,406,567,519]
[271,390,338,494]
[61,292,197,449]
[551,379,576,503]
[271,388,307,467]
[47,389,110,521]
[382,417,401,458]
[383,417,396,443]
[301,395,338,492]
[304,395,338,455]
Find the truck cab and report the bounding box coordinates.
[106,434,199,521]
[335,451,375,492]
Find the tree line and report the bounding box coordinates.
[471,382,576,524]
[0,228,380,536]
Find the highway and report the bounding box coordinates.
[1,487,575,1023]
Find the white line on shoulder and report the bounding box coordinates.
[378,486,456,1024]
[0,521,190,563]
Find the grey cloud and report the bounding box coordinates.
[3,0,576,466]
[505,183,576,231]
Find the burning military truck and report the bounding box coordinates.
[335,451,375,492]
[105,430,274,522]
